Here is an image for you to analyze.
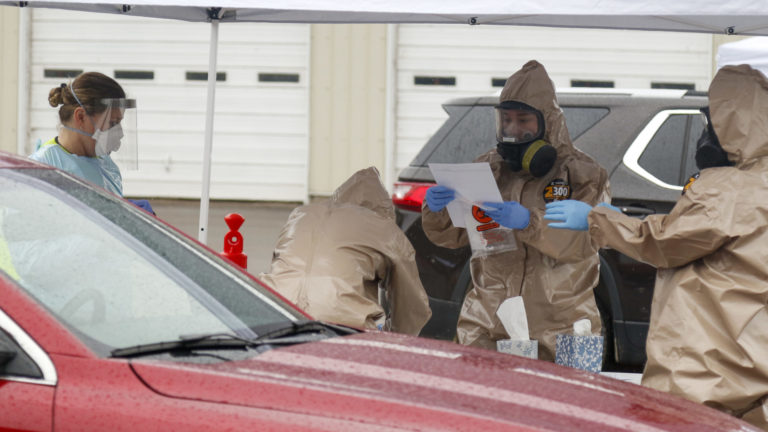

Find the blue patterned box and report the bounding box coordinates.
[554,334,603,372]
[496,339,538,359]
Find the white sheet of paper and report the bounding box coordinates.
[428,162,503,227]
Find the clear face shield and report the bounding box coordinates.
[91,98,138,170]
[494,102,544,145]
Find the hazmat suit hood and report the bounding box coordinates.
[709,64,768,166]
[499,60,573,154]
[261,167,431,335]
[330,166,395,221]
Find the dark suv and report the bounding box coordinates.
[392,89,707,370]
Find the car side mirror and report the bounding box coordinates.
[0,339,17,368]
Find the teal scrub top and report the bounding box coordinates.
[29,138,123,197]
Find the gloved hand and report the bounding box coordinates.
[482,201,530,229]
[543,200,593,230]
[129,199,156,215]
[597,202,622,213]
[425,185,456,212]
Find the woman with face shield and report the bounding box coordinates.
[29,72,152,214]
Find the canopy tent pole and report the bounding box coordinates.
[384,23,398,193]
[198,12,220,243]
[16,6,31,155]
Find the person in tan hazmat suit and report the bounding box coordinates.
[544,64,768,430]
[421,60,610,361]
[260,167,431,335]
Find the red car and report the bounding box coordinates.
[0,151,757,431]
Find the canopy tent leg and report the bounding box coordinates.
[198,18,219,243]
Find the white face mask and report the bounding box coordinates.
[92,124,123,157]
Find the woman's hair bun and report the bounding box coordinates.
[48,84,65,107]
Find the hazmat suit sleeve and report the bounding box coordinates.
[588,171,731,268]
[421,203,469,249]
[519,162,611,263]
[385,235,433,335]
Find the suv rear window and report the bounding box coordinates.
[413,105,609,166]
[638,113,704,186]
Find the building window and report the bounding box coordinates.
[186,72,227,82]
[414,76,456,86]
[491,78,507,87]
[115,70,154,80]
[651,82,695,90]
[258,73,300,83]
[571,80,614,88]
[44,69,83,79]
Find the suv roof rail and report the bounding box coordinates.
[555,87,690,98]
[443,87,708,106]
[482,87,702,100]
[684,89,708,97]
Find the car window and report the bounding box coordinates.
[416,105,608,165]
[639,114,685,185]
[639,113,702,186]
[0,169,302,356]
[0,329,42,379]
[417,106,497,164]
[561,107,610,140]
[683,114,706,179]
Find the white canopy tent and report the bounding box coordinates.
[5,0,768,242]
[717,36,768,78]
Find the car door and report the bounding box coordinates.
[0,296,56,432]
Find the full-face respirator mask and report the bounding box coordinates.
[494,101,556,177]
[695,106,732,170]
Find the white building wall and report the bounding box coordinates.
[309,24,388,197]
[0,7,19,154]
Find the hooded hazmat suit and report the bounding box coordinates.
[260,167,431,335]
[586,64,768,429]
[422,60,610,360]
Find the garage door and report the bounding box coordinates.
[29,9,310,201]
[395,24,712,173]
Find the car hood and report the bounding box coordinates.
[131,332,752,432]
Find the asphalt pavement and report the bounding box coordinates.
[150,198,300,275]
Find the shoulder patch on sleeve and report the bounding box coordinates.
[682,172,699,195]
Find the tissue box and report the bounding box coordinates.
[497,339,538,359]
[555,334,604,372]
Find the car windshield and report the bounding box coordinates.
[0,168,304,357]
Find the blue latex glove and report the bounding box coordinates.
[481,201,530,229]
[543,200,593,230]
[425,185,456,212]
[597,202,622,213]
[129,199,156,215]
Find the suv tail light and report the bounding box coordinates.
[391,182,435,212]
